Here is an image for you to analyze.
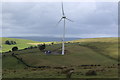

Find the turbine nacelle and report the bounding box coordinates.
[62,16,66,19]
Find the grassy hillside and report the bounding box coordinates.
[2,37,119,78]
[1,37,60,52]
[70,37,118,60]
[14,44,117,66]
[1,37,42,52]
[3,43,118,78]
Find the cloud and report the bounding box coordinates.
[2,2,118,38]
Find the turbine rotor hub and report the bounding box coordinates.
[62,16,66,18]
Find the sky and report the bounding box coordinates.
[1,1,118,38]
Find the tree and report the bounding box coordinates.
[11,41,14,44]
[5,40,17,45]
[5,40,11,45]
[13,41,16,44]
[38,44,46,51]
[12,46,18,51]
[11,41,17,45]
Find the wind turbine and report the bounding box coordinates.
[57,2,73,55]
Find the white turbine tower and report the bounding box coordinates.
[57,2,73,55]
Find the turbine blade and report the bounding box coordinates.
[58,18,63,24]
[62,2,65,16]
[66,18,74,22]
[56,18,63,26]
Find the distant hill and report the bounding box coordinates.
[9,36,81,42]
[1,37,41,52]
[70,37,118,43]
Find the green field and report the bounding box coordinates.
[2,37,119,78]
[0,37,54,52]
[70,37,119,60]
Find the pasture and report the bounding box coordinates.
[2,37,119,78]
[0,37,54,52]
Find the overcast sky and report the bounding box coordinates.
[2,2,118,38]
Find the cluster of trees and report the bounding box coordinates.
[5,40,17,45]
[38,44,46,51]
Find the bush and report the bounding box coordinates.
[51,42,54,45]
[12,46,18,51]
[85,70,97,76]
[28,46,33,49]
[34,46,37,48]
[9,50,11,52]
